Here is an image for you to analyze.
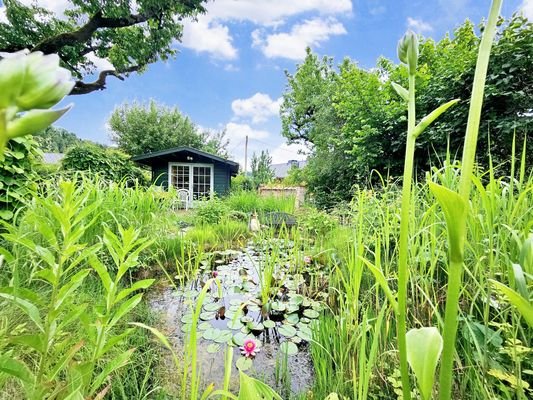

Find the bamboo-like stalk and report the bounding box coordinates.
[438,1,503,398]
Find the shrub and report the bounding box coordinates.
[61,143,148,185]
[194,197,229,225]
[298,207,338,237]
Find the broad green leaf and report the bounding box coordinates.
[491,280,533,328]
[237,371,282,400]
[115,279,155,303]
[0,288,44,332]
[428,182,467,263]
[108,293,143,329]
[49,341,84,380]
[0,354,34,383]
[406,327,443,400]
[9,334,45,353]
[89,349,134,395]
[89,255,112,295]
[7,107,71,138]
[391,82,409,102]
[55,269,89,310]
[236,356,252,371]
[412,99,460,138]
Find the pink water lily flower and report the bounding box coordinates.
[240,338,259,358]
[212,270,219,278]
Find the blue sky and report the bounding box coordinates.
[1,0,531,168]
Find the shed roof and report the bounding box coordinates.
[132,146,239,175]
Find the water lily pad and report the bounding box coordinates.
[232,332,254,346]
[203,303,221,312]
[207,343,220,354]
[291,336,303,344]
[198,321,211,331]
[286,304,300,314]
[230,299,243,306]
[263,320,276,329]
[280,341,298,356]
[181,314,193,324]
[236,357,253,371]
[278,325,297,338]
[203,328,219,341]
[241,316,253,324]
[289,294,304,305]
[200,311,216,321]
[181,323,192,333]
[300,317,311,324]
[247,322,264,332]
[227,319,244,330]
[271,302,286,312]
[284,313,299,325]
[303,309,319,319]
[214,330,233,343]
[297,326,312,341]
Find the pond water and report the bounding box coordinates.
[149,240,328,397]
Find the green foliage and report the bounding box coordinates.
[0,0,207,94]
[109,100,228,156]
[225,190,295,214]
[195,197,229,225]
[281,15,532,207]
[34,125,82,153]
[0,181,152,398]
[298,208,338,237]
[231,173,254,192]
[0,136,40,220]
[61,142,148,184]
[250,150,274,188]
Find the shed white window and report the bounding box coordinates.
[168,163,214,199]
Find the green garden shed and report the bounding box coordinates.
[132,146,239,199]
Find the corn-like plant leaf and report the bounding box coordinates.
[237,371,282,400]
[108,293,143,329]
[89,348,134,395]
[519,234,533,274]
[392,82,409,102]
[9,334,45,353]
[55,269,90,310]
[511,263,528,300]
[413,99,460,138]
[0,354,34,383]
[359,256,398,313]
[0,288,44,332]
[490,280,533,328]
[428,182,467,263]
[406,327,443,400]
[115,279,155,303]
[89,255,113,295]
[49,341,85,380]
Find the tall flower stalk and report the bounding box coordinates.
[435,1,503,398]
[394,31,459,400]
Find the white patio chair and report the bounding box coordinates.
[176,189,191,210]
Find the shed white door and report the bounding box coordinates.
[169,163,213,199]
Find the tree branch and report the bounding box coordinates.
[32,11,152,54]
[70,65,140,95]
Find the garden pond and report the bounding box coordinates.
[149,238,332,396]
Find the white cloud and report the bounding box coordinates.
[270,143,308,164]
[407,17,433,33]
[231,93,281,124]
[521,0,533,19]
[181,16,237,60]
[225,122,270,142]
[20,0,70,18]
[207,0,352,26]
[253,18,347,60]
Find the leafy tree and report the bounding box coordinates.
[251,150,274,188]
[281,15,532,208]
[61,142,148,184]
[108,100,228,156]
[35,126,82,153]
[0,0,207,95]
